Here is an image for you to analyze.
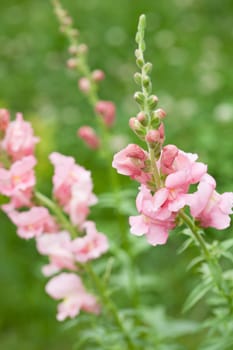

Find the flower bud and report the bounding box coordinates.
[77,126,100,149]
[144,62,152,74]
[129,117,146,140]
[92,70,105,82]
[78,44,88,54]
[134,92,145,106]
[134,72,142,85]
[147,95,159,110]
[142,75,150,88]
[78,78,91,94]
[68,45,79,54]
[95,101,116,127]
[0,109,10,132]
[155,108,166,119]
[145,130,160,143]
[66,58,77,69]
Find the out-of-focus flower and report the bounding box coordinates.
[2,113,39,161]
[95,100,116,127]
[0,156,36,196]
[71,221,108,262]
[77,126,100,149]
[36,231,76,276]
[6,206,56,239]
[45,273,100,321]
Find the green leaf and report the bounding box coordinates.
[183,280,213,312]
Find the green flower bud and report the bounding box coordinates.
[134,92,145,106]
[144,62,153,74]
[147,95,159,110]
[134,73,142,85]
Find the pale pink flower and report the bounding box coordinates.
[68,183,97,227]
[112,144,151,184]
[77,126,100,149]
[71,221,108,263]
[2,188,33,211]
[45,273,100,321]
[95,101,116,127]
[0,156,36,197]
[186,174,233,229]
[129,185,176,246]
[161,145,207,190]
[36,231,76,276]
[49,152,97,227]
[6,206,56,239]
[2,113,39,160]
[0,109,10,131]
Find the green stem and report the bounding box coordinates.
[85,263,137,350]
[34,191,78,239]
[179,210,232,305]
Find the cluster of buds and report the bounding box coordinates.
[0,109,108,321]
[54,0,116,152]
[112,15,233,246]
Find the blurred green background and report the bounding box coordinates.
[0,0,233,349]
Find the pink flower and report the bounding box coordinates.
[161,145,207,190]
[95,101,116,127]
[0,109,10,131]
[0,156,36,197]
[45,273,100,321]
[186,174,233,229]
[71,221,108,263]
[68,183,97,227]
[112,144,151,184]
[6,206,56,239]
[36,231,76,276]
[2,113,39,160]
[2,188,33,211]
[129,185,176,246]
[77,126,100,149]
[49,152,97,226]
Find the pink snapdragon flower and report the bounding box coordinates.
[6,206,57,239]
[112,144,151,184]
[36,231,76,276]
[186,174,233,229]
[129,185,176,245]
[2,113,39,160]
[0,156,36,197]
[49,152,97,226]
[45,273,100,321]
[77,126,100,149]
[2,188,33,211]
[71,221,109,262]
[95,100,116,127]
[161,145,207,190]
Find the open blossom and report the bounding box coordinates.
[71,221,109,263]
[95,100,116,127]
[112,144,151,184]
[0,156,36,197]
[77,126,100,149]
[186,174,233,229]
[45,273,100,321]
[1,113,39,160]
[2,188,34,212]
[36,231,76,276]
[6,206,57,239]
[129,185,176,246]
[161,145,207,190]
[49,152,97,226]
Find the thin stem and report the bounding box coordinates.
[179,210,232,304]
[85,263,137,350]
[34,191,78,239]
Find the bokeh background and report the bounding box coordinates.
[0,0,232,349]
